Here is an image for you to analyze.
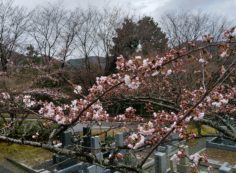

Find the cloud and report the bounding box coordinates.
[148,0,236,21]
[13,0,236,22]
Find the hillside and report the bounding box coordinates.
[67,56,107,68]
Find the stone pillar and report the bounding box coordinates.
[154,152,168,173]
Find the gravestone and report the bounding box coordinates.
[154,152,168,173]
[207,137,236,152]
[103,169,111,173]
[91,136,103,161]
[83,127,91,152]
[177,145,190,173]
[83,136,91,152]
[91,136,100,153]
[83,127,91,136]
[96,166,105,173]
[54,131,76,170]
[157,144,177,163]
[52,154,77,170]
[166,145,177,156]
[179,145,189,165]
[103,151,110,158]
[95,152,103,161]
[115,133,124,147]
[232,164,236,173]
[169,133,179,145]
[87,165,97,173]
[61,131,73,147]
[219,162,232,173]
[170,155,178,173]
[86,165,105,173]
[91,136,100,151]
[157,146,167,153]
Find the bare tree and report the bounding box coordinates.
[75,8,99,72]
[96,7,124,74]
[59,10,84,69]
[161,11,230,47]
[30,3,65,70]
[0,0,29,71]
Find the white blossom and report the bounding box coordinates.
[166,69,172,76]
[220,51,229,58]
[212,101,222,108]
[151,71,159,77]
[74,85,82,94]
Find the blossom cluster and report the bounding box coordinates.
[116,55,177,78]
[224,27,235,40]
[189,153,208,167]
[23,95,36,108]
[38,99,110,125]
[1,92,10,100]
[124,83,236,149]
[181,85,236,117]
[0,28,235,165]
[114,107,143,122]
[127,133,145,149]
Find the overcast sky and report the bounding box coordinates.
[14,0,236,21]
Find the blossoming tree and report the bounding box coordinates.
[0,27,236,172]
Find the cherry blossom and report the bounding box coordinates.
[220,51,229,58]
[138,121,155,136]
[74,85,82,94]
[23,95,36,108]
[1,92,10,100]
[127,133,145,149]
[189,153,208,167]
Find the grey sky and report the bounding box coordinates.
[14,0,236,21]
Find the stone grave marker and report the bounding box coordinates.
[154,152,168,173]
[52,154,77,170]
[177,145,190,173]
[170,155,178,173]
[87,165,97,173]
[103,169,111,173]
[83,127,91,152]
[219,162,232,173]
[61,131,73,147]
[115,132,124,147]
[232,164,236,173]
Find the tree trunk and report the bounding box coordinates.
[1,57,7,72]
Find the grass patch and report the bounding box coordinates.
[0,142,52,166]
[202,148,236,165]
[187,124,217,135]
